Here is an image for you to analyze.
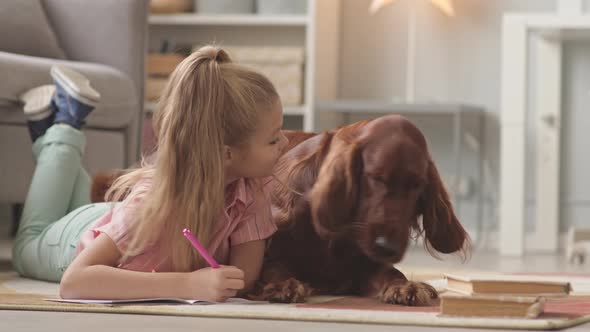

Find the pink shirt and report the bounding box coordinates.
[76,177,277,272]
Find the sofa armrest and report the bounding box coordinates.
[41,0,148,103]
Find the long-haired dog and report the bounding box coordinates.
[251,114,470,305]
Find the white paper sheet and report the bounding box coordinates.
[45,297,267,305]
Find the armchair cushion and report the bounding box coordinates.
[0,52,138,129]
[0,0,66,59]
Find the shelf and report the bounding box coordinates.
[283,105,307,115]
[506,14,590,40]
[149,14,308,27]
[316,100,485,115]
[145,102,306,116]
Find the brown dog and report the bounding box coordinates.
[91,114,469,306]
[251,114,469,306]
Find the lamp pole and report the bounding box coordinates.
[405,0,417,103]
[370,0,454,103]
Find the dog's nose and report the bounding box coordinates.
[374,236,398,257]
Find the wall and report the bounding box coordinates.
[335,0,590,244]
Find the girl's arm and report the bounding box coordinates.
[60,233,244,301]
[229,239,266,293]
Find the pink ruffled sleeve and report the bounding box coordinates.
[91,179,151,254]
[230,178,277,246]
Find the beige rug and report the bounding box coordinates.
[2,267,590,330]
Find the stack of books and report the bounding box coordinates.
[440,274,572,318]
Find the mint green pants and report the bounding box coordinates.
[12,125,111,282]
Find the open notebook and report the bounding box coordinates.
[46,297,267,305]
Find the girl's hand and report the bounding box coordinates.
[184,265,245,302]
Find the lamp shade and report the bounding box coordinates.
[369,0,455,16]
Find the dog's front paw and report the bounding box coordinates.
[258,278,313,303]
[378,281,438,306]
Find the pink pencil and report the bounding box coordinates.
[182,228,220,268]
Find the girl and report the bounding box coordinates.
[12,45,288,302]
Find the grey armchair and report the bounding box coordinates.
[0,0,148,210]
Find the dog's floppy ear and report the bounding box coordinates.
[418,158,470,258]
[308,140,363,238]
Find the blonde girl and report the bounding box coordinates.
[12,45,288,302]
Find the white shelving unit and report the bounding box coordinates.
[149,14,308,26]
[147,0,341,132]
[500,13,590,256]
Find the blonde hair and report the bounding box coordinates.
[106,45,279,271]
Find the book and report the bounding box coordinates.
[45,297,267,305]
[444,273,571,296]
[510,273,590,295]
[440,294,545,318]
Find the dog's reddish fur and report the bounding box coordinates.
[91,114,469,306]
[252,115,469,305]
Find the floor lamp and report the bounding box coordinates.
[369,0,455,103]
